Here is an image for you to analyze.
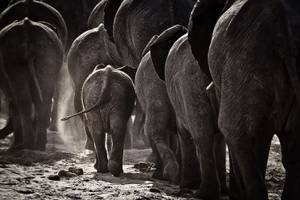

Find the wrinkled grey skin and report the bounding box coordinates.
[67,23,121,150]
[134,51,180,184]
[0,18,64,150]
[79,66,135,176]
[110,0,196,68]
[165,34,227,198]
[208,0,300,199]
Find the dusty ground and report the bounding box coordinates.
[0,117,285,200]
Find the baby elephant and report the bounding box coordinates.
[62,65,135,176]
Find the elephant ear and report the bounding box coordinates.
[104,0,123,41]
[142,35,158,57]
[188,0,224,80]
[118,65,136,81]
[150,25,188,81]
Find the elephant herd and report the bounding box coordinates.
[0,0,300,200]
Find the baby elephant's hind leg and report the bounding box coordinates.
[87,114,108,173]
[108,115,127,177]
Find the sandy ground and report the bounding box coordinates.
[0,117,285,200]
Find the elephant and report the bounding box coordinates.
[105,0,196,69]
[62,65,135,177]
[0,18,64,150]
[200,0,300,199]
[134,26,190,184]
[0,0,68,141]
[67,23,121,149]
[151,29,227,198]
[2,0,67,47]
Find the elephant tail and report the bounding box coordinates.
[61,66,113,121]
[23,18,43,103]
[188,0,225,80]
[150,25,187,81]
[28,57,43,103]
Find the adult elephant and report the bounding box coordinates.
[0,18,64,150]
[200,0,300,199]
[149,25,227,198]
[0,0,67,141]
[135,26,189,184]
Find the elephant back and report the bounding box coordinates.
[0,18,64,77]
[0,0,67,48]
[113,0,195,68]
[39,0,99,49]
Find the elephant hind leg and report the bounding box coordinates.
[108,115,127,177]
[88,114,108,173]
[214,132,228,196]
[177,126,201,190]
[224,131,271,200]
[9,103,23,150]
[35,98,52,151]
[188,124,220,199]
[145,113,179,184]
[279,105,300,200]
[12,79,35,150]
[148,136,163,178]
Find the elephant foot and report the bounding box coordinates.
[193,185,221,200]
[23,142,36,150]
[85,138,94,151]
[8,143,23,152]
[180,179,201,190]
[152,168,164,180]
[163,160,180,184]
[221,184,229,196]
[35,143,46,151]
[108,160,123,177]
[94,162,108,173]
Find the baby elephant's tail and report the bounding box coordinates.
[61,66,113,121]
